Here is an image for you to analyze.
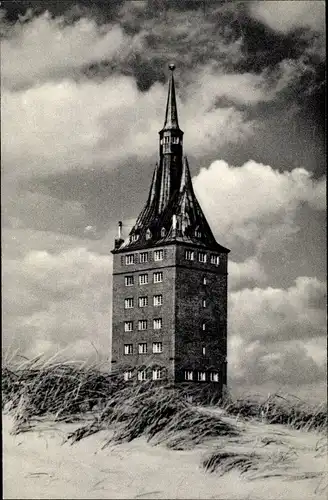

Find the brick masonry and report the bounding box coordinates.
[111,243,228,394]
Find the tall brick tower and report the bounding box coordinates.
[111,64,229,395]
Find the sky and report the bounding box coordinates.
[1,0,326,402]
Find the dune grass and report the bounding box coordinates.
[2,358,327,445]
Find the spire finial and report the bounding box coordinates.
[162,63,179,130]
[169,63,175,71]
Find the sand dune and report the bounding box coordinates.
[3,412,327,499]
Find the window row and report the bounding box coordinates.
[124,342,163,355]
[125,295,163,309]
[123,319,207,332]
[125,272,163,286]
[125,250,164,266]
[185,250,220,265]
[184,370,219,382]
[124,368,165,381]
[124,318,162,332]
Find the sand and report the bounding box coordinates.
[3,412,327,499]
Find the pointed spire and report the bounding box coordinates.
[147,162,160,206]
[162,63,180,130]
[179,156,193,193]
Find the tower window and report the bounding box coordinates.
[124,321,133,332]
[124,298,134,309]
[152,368,163,380]
[138,370,147,381]
[153,272,163,283]
[202,323,206,331]
[154,250,164,261]
[139,252,148,263]
[138,320,148,331]
[139,274,148,285]
[153,318,162,330]
[202,299,207,308]
[124,344,133,355]
[138,296,148,308]
[198,371,206,382]
[185,370,193,381]
[123,371,132,381]
[125,254,135,265]
[185,250,194,261]
[125,276,134,286]
[153,294,163,306]
[138,343,147,354]
[203,276,207,285]
[171,137,179,144]
[130,234,138,243]
[153,342,163,353]
[210,255,220,266]
[202,346,206,355]
[146,229,152,240]
[198,252,207,263]
[164,136,170,144]
[210,372,219,383]
[161,227,166,237]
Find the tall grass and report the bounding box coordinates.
[2,359,327,443]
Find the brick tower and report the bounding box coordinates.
[111,64,229,395]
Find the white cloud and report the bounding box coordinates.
[229,276,326,344]
[2,248,113,362]
[249,1,325,35]
[1,13,129,90]
[228,276,327,386]
[193,160,326,251]
[229,257,267,291]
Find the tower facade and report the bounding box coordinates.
[111,65,229,395]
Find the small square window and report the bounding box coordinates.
[154,250,164,261]
[153,318,162,330]
[138,343,147,354]
[152,368,163,380]
[125,276,134,286]
[123,371,132,381]
[198,371,206,382]
[152,342,163,353]
[138,296,148,308]
[198,252,207,263]
[202,323,206,331]
[153,294,163,306]
[125,254,135,265]
[124,321,133,332]
[139,274,148,285]
[185,250,194,261]
[124,344,133,355]
[124,298,134,309]
[202,346,206,355]
[153,272,163,283]
[138,320,147,331]
[138,370,147,381]
[203,276,207,285]
[210,255,220,266]
[185,370,193,381]
[139,252,148,263]
[202,299,207,308]
[210,372,219,382]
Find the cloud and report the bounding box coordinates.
[2,248,113,362]
[228,276,327,386]
[1,13,129,90]
[249,1,325,35]
[193,159,326,254]
[229,257,267,291]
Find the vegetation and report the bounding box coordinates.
[2,359,327,448]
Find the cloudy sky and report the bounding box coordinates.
[1,0,326,401]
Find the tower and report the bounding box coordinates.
[111,65,230,395]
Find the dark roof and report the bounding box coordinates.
[112,65,230,255]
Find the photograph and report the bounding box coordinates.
[1,1,327,499]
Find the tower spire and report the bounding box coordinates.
[163,63,180,130]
